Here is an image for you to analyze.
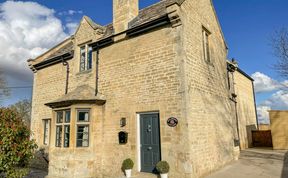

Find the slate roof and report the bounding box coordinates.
[45,41,74,60]
[38,0,185,62]
[45,85,106,108]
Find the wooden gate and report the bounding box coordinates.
[252,130,273,147]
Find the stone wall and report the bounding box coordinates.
[31,19,189,177]
[29,0,255,177]
[113,0,138,34]
[180,0,237,177]
[234,70,257,149]
[98,26,187,178]
[269,110,288,150]
[258,124,271,131]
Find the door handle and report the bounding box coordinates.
[148,147,152,150]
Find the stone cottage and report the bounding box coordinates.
[28,0,257,177]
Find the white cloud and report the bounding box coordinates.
[0,1,70,83]
[257,90,288,124]
[252,72,288,123]
[252,72,282,93]
[262,90,288,109]
[58,10,83,16]
[257,105,271,124]
[66,22,78,35]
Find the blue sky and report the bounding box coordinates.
[0,0,287,123]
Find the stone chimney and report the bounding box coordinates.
[113,0,139,34]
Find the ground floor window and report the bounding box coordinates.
[43,119,50,145]
[55,110,70,147]
[77,125,89,147]
[54,108,90,148]
[64,125,70,147]
[76,109,90,147]
[56,126,62,147]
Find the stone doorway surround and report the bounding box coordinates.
[136,111,161,175]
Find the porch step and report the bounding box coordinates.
[116,172,159,178]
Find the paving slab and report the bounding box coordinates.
[205,148,288,178]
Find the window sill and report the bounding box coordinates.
[76,69,93,75]
[205,60,214,67]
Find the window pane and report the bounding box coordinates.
[78,110,89,122]
[56,111,63,123]
[77,125,89,147]
[65,110,71,123]
[202,29,210,62]
[43,120,50,145]
[87,47,92,70]
[64,125,70,148]
[80,46,86,71]
[56,126,62,147]
[205,33,210,62]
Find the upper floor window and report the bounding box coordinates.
[80,45,93,71]
[56,110,71,148]
[202,27,211,63]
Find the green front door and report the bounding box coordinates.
[140,113,161,173]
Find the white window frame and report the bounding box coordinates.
[43,119,51,146]
[202,27,211,62]
[76,109,90,147]
[80,45,93,72]
[55,110,71,148]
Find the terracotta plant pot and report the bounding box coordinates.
[125,169,132,178]
[160,173,168,178]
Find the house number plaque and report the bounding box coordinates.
[167,117,178,127]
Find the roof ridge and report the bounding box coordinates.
[83,15,106,30]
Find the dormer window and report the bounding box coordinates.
[80,45,93,71]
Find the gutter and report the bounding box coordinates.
[237,68,254,81]
[31,14,171,71]
[33,52,73,70]
[90,15,171,48]
[126,15,170,37]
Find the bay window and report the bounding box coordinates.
[55,110,71,147]
[76,109,90,147]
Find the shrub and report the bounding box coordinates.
[156,161,170,174]
[122,158,134,170]
[0,108,38,177]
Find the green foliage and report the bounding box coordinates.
[9,99,32,127]
[122,158,134,170]
[0,108,37,177]
[156,161,170,174]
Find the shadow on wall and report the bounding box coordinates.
[246,124,257,148]
[282,152,288,178]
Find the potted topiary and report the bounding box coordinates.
[122,158,134,178]
[156,161,170,178]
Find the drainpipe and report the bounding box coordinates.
[252,82,259,130]
[228,60,240,147]
[231,72,240,140]
[95,48,99,96]
[62,57,70,95]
